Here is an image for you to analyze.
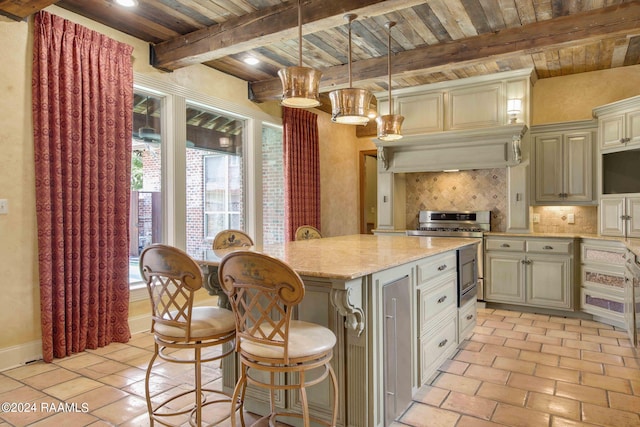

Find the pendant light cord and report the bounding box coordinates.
[387,26,392,115]
[347,15,354,88]
[297,0,302,67]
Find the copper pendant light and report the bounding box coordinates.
[277,0,322,108]
[376,21,404,141]
[329,14,375,125]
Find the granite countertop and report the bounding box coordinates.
[198,234,479,280]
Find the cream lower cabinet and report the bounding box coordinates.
[599,195,640,238]
[485,237,573,310]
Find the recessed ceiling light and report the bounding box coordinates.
[243,57,260,66]
[114,0,138,7]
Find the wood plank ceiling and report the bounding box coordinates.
[3,0,640,107]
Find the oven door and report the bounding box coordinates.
[457,244,478,307]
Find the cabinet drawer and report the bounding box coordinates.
[419,314,457,385]
[485,238,525,252]
[416,251,456,285]
[417,273,456,333]
[527,240,572,254]
[580,287,624,324]
[458,299,477,341]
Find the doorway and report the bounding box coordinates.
[359,150,378,234]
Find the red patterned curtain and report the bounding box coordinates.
[32,11,133,362]
[283,107,320,241]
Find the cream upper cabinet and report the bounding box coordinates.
[594,95,640,151]
[396,92,443,134]
[447,83,501,130]
[531,121,596,205]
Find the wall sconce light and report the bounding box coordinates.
[507,98,522,124]
[219,137,231,148]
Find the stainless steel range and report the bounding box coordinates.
[407,210,490,303]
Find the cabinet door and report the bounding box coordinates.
[526,254,571,309]
[377,172,394,229]
[397,92,443,135]
[599,113,625,150]
[626,197,640,238]
[564,132,592,202]
[600,197,626,237]
[534,134,564,202]
[485,252,525,304]
[627,109,640,146]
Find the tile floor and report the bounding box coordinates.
[0,307,638,426]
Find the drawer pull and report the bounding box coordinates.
[543,245,553,250]
[500,243,511,248]
[438,339,448,348]
[466,314,474,320]
[437,264,447,271]
[437,295,447,304]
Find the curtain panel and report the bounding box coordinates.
[32,11,134,361]
[282,107,320,241]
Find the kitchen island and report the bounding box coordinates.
[197,234,479,427]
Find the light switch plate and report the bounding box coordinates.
[567,213,575,224]
[0,199,7,215]
[532,213,540,223]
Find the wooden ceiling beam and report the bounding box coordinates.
[150,0,428,71]
[0,0,58,20]
[249,2,640,102]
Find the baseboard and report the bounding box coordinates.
[0,340,43,372]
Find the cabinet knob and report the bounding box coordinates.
[438,339,448,348]
[543,245,553,250]
[437,264,447,271]
[501,243,510,248]
[437,295,447,304]
[466,314,474,320]
[621,137,631,143]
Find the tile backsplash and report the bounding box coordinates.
[531,205,597,234]
[405,169,508,231]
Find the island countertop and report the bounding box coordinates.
[198,234,478,280]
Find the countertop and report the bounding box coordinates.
[197,234,479,280]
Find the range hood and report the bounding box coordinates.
[375,124,528,173]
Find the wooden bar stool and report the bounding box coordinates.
[218,250,338,427]
[139,244,243,426]
[213,229,254,249]
[294,225,322,240]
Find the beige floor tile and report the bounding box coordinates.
[83,360,132,376]
[582,402,640,427]
[623,356,640,369]
[581,334,620,346]
[562,338,601,352]
[505,338,543,353]
[558,357,604,374]
[604,364,640,381]
[473,325,496,336]
[491,403,551,427]
[437,359,469,375]
[90,395,148,425]
[483,320,516,331]
[555,381,608,406]
[526,391,581,420]
[599,328,632,339]
[501,317,534,326]
[519,349,559,367]
[581,319,614,329]
[463,364,509,385]
[0,375,24,394]
[104,346,153,364]
[534,364,580,384]
[21,368,79,390]
[492,328,527,340]
[458,340,485,352]
[581,349,625,366]
[526,333,562,346]
[478,313,508,323]
[546,330,581,340]
[507,373,555,394]
[454,349,496,367]
[540,344,581,359]
[631,378,640,396]
[601,344,639,357]
[548,316,581,326]
[399,402,460,427]
[513,324,548,335]
[551,416,601,427]
[440,391,497,420]
[492,357,536,375]
[564,324,599,335]
[609,390,640,413]
[470,333,506,347]
[29,411,99,427]
[53,353,107,370]
[3,363,58,381]
[476,382,528,407]
[42,377,104,400]
[520,313,551,322]
[412,385,450,406]
[70,385,130,410]
[457,415,505,426]
[491,309,522,318]
[431,373,481,395]
[582,372,633,394]
[0,385,46,403]
[0,396,62,426]
[477,343,520,359]
[533,320,565,330]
